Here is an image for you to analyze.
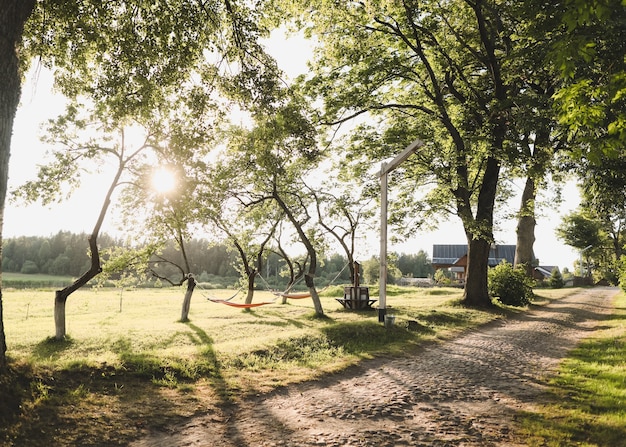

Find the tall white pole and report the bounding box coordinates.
[378,138,424,324]
[379,164,388,323]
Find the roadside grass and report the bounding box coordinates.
[518,291,626,447]
[0,285,582,446]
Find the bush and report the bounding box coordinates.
[20,260,39,274]
[488,261,535,307]
[434,269,452,285]
[548,267,565,289]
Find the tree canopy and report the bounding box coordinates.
[282,0,546,306]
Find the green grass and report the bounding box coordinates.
[518,291,626,446]
[2,272,76,289]
[0,284,598,446]
[4,285,488,385]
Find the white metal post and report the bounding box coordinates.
[378,138,424,324]
[379,164,388,323]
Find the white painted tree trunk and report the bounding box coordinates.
[54,293,66,340]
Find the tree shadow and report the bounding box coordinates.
[185,322,232,404]
[31,336,74,361]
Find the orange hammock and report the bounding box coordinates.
[275,291,311,299]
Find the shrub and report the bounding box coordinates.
[488,261,535,307]
[434,269,452,285]
[20,260,39,274]
[548,267,565,289]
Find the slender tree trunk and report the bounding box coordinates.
[0,290,6,370]
[273,190,324,316]
[54,235,103,339]
[305,273,324,316]
[514,176,537,276]
[54,292,67,339]
[244,269,256,306]
[0,0,37,370]
[181,275,196,322]
[54,154,124,339]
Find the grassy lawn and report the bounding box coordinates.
[517,291,626,447]
[0,285,589,446]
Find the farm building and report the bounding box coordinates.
[432,244,534,281]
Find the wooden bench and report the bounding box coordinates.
[336,286,376,310]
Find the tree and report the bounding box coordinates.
[13,102,163,339]
[556,211,604,251]
[556,210,603,277]
[501,1,580,276]
[548,267,565,289]
[0,0,37,370]
[312,182,376,282]
[397,251,434,278]
[549,0,626,159]
[570,157,626,282]
[0,0,279,356]
[285,0,529,306]
[219,97,327,315]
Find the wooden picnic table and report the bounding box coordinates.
[336,286,376,310]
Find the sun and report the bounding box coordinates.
[151,167,177,194]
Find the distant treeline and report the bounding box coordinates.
[1,231,433,287]
[1,231,239,279]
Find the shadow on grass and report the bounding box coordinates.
[31,336,74,361]
[522,409,626,447]
[321,320,421,356]
[185,322,232,403]
[238,309,310,329]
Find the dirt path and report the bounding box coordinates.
[130,287,618,447]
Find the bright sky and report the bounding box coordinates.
[5,32,581,271]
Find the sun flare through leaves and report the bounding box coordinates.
[151,167,177,194]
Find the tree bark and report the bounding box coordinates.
[463,237,492,307]
[54,292,67,340]
[461,155,501,307]
[244,269,256,307]
[180,275,196,322]
[514,176,537,276]
[0,0,38,368]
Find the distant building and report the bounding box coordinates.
[432,244,521,281]
[533,266,559,281]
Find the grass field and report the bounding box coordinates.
[1,285,619,446]
[2,272,76,289]
[5,284,498,390]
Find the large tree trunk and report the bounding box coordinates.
[514,176,537,276]
[461,156,501,307]
[0,0,38,368]
[180,275,196,322]
[463,238,492,307]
